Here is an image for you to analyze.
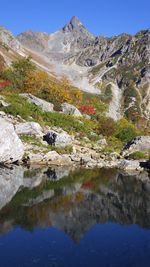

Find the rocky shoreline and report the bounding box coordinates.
[0,112,150,173]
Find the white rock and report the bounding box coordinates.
[97,138,107,146]
[0,119,24,163]
[61,102,82,117]
[28,153,44,163]
[44,151,61,161]
[20,93,54,112]
[55,132,73,147]
[15,122,43,136]
[118,160,142,171]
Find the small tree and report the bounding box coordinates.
[1,57,35,90]
[97,117,116,137]
[115,118,138,143]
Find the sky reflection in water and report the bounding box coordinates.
[0,166,150,267]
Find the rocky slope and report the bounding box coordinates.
[0,17,150,121]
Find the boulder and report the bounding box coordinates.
[27,153,44,163]
[15,122,43,136]
[0,119,24,163]
[0,96,10,108]
[20,93,54,112]
[118,160,142,171]
[122,136,150,156]
[61,102,82,117]
[97,138,107,146]
[44,130,73,147]
[44,151,61,161]
[44,152,72,166]
[55,132,72,147]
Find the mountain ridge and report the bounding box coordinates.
[0,17,150,122]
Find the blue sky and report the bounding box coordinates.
[1,0,150,36]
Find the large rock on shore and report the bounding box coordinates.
[15,122,43,136]
[122,136,150,156]
[118,160,142,171]
[55,132,73,147]
[43,129,73,147]
[20,93,54,112]
[0,119,24,163]
[61,102,82,117]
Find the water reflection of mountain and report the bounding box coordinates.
[0,166,150,242]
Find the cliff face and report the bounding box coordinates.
[0,17,150,121]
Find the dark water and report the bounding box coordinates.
[0,166,150,267]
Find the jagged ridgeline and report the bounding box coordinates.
[0,17,150,124]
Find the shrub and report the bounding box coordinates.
[115,118,138,143]
[80,104,96,115]
[97,117,116,137]
[128,151,148,160]
[1,92,96,136]
[1,57,35,90]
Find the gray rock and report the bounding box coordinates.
[15,121,43,136]
[44,151,61,161]
[97,138,107,146]
[0,119,24,163]
[122,136,150,156]
[118,160,142,171]
[0,166,24,210]
[27,153,44,163]
[53,130,73,147]
[61,102,82,117]
[20,93,54,112]
[0,96,10,107]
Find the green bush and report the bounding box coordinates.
[128,151,148,160]
[115,118,138,143]
[97,117,116,137]
[102,136,123,153]
[1,92,96,136]
[115,127,137,143]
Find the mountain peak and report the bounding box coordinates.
[62,16,83,32]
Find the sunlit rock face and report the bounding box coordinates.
[17,20,150,121]
[0,119,24,163]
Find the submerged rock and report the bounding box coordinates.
[0,119,24,163]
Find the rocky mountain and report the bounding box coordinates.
[0,17,150,122]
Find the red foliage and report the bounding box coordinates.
[80,104,96,115]
[0,81,11,88]
[81,181,95,190]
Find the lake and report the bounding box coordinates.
[0,166,150,267]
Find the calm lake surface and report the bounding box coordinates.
[0,166,150,267]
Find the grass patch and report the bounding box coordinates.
[128,151,149,160]
[0,91,96,136]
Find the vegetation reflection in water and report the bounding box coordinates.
[0,166,150,243]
